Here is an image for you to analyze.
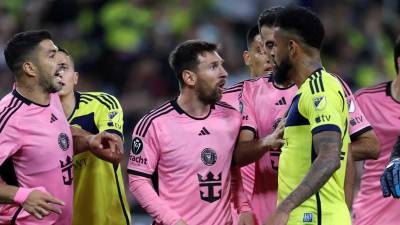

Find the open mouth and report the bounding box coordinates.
[217,80,226,91]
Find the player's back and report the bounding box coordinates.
[279,69,351,225]
[0,90,73,225]
[69,91,131,225]
[128,100,242,225]
[352,82,400,225]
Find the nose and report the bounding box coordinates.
[220,65,228,78]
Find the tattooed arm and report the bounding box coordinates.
[263,131,342,225]
[278,131,341,214]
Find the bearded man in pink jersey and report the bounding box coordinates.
[352,36,400,225]
[0,30,122,225]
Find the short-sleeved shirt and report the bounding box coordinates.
[0,90,73,225]
[279,68,351,225]
[352,81,400,225]
[68,92,131,225]
[127,100,241,225]
[223,73,370,225]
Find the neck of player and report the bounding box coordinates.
[60,91,76,118]
[292,53,322,87]
[177,89,211,117]
[392,76,400,101]
[15,81,51,105]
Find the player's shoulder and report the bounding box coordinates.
[301,69,341,95]
[355,81,389,98]
[132,100,175,137]
[79,91,120,110]
[0,91,27,133]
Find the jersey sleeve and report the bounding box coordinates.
[127,121,160,177]
[96,94,124,138]
[239,84,258,135]
[299,80,345,135]
[0,119,21,165]
[347,94,372,140]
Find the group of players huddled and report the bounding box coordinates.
[0,5,399,225]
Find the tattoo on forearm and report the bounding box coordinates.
[390,136,400,161]
[279,131,341,213]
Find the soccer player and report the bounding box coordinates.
[353,36,400,225]
[263,7,351,225]
[56,48,131,225]
[226,6,378,225]
[0,30,121,225]
[127,40,255,225]
[223,24,272,111]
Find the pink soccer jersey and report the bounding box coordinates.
[239,75,297,225]
[235,74,371,225]
[352,81,400,225]
[0,90,73,225]
[128,100,248,225]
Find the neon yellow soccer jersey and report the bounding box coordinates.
[69,91,131,225]
[278,68,351,225]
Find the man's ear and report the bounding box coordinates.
[243,51,251,66]
[74,72,79,86]
[182,69,196,86]
[22,62,37,77]
[288,40,298,58]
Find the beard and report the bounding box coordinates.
[273,57,292,85]
[39,73,62,93]
[196,79,221,105]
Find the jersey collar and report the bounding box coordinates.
[170,99,215,120]
[12,89,50,107]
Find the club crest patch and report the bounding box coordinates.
[313,96,327,111]
[201,148,217,166]
[132,137,144,155]
[58,133,70,151]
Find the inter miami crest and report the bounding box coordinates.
[201,148,217,166]
[58,133,70,151]
[132,137,144,155]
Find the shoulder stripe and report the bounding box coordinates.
[80,95,92,101]
[309,71,325,94]
[355,88,386,98]
[334,75,351,97]
[141,107,174,137]
[81,93,111,110]
[223,88,242,94]
[227,82,244,89]
[362,82,387,91]
[216,102,235,110]
[134,102,171,135]
[80,99,89,104]
[99,95,116,109]
[0,100,23,134]
[338,91,345,112]
[102,94,119,109]
[0,96,17,117]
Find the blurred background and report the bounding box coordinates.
[0,0,399,224]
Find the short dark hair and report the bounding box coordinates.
[169,40,218,85]
[395,36,400,74]
[4,30,52,74]
[275,6,324,49]
[246,25,260,49]
[258,6,284,29]
[57,46,75,68]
